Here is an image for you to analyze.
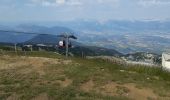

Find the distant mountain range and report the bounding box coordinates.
[24,34,81,46]
[0,20,170,54]
[0,25,74,43]
[43,20,170,33]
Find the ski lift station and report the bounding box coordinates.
[162,53,170,70]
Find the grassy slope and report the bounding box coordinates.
[0,51,170,100]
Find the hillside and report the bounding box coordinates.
[24,34,122,56]
[124,52,161,64]
[0,25,74,44]
[70,46,122,56]
[0,51,170,100]
[24,34,80,46]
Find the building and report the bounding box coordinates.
[162,53,170,70]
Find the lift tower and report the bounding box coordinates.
[58,33,77,58]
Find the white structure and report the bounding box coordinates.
[162,53,170,70]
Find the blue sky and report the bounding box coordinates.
[0,0,170,22]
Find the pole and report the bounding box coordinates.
[14,43,17,53]
[58,33,77,58]
[82,51,84,58]
[66,35,69,58]
[31,45,33,52]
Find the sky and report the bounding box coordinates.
[0,0,170,22]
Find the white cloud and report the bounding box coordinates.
[68,0,82,6]
[97,0,119,4]
[138,0,170,7]
[29,0,120,7]
[56,0,65,5]
[30,0,82,7]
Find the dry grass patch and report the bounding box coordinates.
[123,83,157,100]
[0,55,72,76]
[80,80,95,92]
[57,78,73,88]
[31,93,49,100]
[98,82,118,96]
[6,93,19,100]
[80,80,158,100]
[33,77,72,88]
[100,82,157,100]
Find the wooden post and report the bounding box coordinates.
[66,35,69,58]
[14,43,17,54]
[31,45,33,52]
[82,51,84,58]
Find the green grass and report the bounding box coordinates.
[0,51,170,100]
